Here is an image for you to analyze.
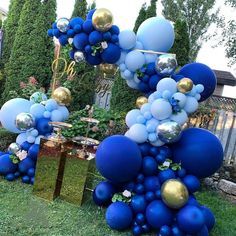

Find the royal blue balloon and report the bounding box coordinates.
[22,175,30,184]
[177,63,216,102]
[28,144,39,161]
[27,168,35,177]
[47,29,54,37]
[177,168,187,178]
[144,176,160,192]
[89,31,103,45]
[183,175,200,193]
[106,202,133,231]
[149,146,159,157]
[142,156,158,176]
[177,205,205,234]
[0,151,5,156]
[146,200,173,229]
[187,195,200,207]
[30,177,35,185]
[101,43,121,64]
[160,225,172,236]
[135,184,145,194]
[139,143,151,156]
[158,169,176,184]
[111,34,119,43]
[132,225,143,236]
[103,32,112,41]
[85,53,102,65]
[136,174,145,183]
[197,225,209,236]
[200,206,215,231]
[53,28,60,38]
[14,171,20,178]
[93,181,115,206]
[172,226,184,236]
[5,173,15,181]
[110,25,120,35]
[155,153,166,164]
[73,33,89,50]
[146,63,156,75]
[0,154,18,175]
[135,213,146,225]
[96,135,142,183]
[18,157,35,174]
[138,82,150,93]
[67,29,75,37]
[171,128,223,178]
[36,118,53,135]
[70,17,84,28]
[82,20,94,33]
[59,34,68,46]
[130,195,147,213]
[145,191,155,202]
[87,9,96,20]
[21,141,32,151]
[149,75,161,90]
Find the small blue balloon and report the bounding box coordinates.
[47,29,54,37]
[53,28,60,38]
[18,158,35,174]
[145,191,155,202]
[158,169,176,184]
[27,136,35,144]
[118,30,136,50]
[67,29,75,37]
[177,168,187,178]
[57,106,69,120]
[59,34,68,46]
[21,141,32,151]
[139,143,152,156]
[127,124,148,144]
[0,154,18,175]
[144,176,160,192]
[27,168,35,177]
[22,175,30,184]
[126,109,141,128]
[132,225,143,236]
[82,20,94,33]
[70,17,84,28]
[28,144,40,161]
[183,175,200,193]
[74,24,82,33]
[142,156,158,176]
[135,184,145,194]
[130,195,147,213]
[36,118,53,135]
[110,25,120,35]
[160,225,172,236]
[73,33,89,50]
[89,31,102,45]
[125,51,145,72]
[14,171,20,178]
[30,104,46,119]
[30,177,35,185]
[200,206,215,231]
[5,173,15,181]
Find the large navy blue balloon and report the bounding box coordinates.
[146,200,173,229]
[177,205,205,234]
[96,135,142,183]
[28,144,40,161]
[93,181,115,206]
[0,154,18,175]
[106,202,133,231]
[130,195,147,213]
[177,63,216,102]
[18,157,35,174]
[36,118,53,135]
[172,128,223,178]
[200,206,215,231]
[101,43,121,64]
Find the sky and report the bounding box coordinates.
[1,0,236,98]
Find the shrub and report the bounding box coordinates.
[0,128,17,151]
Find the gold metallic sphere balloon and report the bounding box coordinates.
[52,87,72,106]
[92,8,114,32]
[161,179,189,209]
[136,96,148,108]
[177,78,193,93]
[99,63,118,77]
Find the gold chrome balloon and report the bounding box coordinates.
[136,96,148,108]
[99,63,118,77]
[161,179,189,209]
[92,8,114,32]
[52,87,72,106]
[177,78,193,93]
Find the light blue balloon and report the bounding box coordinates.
[148,133,157,142]
[45,99,58,111]
[156,78,177,95]
[152,91,162,99]
[151,139,165,147]
[126,109,141,127]
[16,133,28,145]
[195,94,201,101]
[57,106,69,120]
[30,129,39,137]
[196,84,204,93]
[43,111,51,119]
[125,51,145,72]
[137,17,175,52]
[116,51,128,65]
[126,79,139,89]
[151,98,172,120]
[172,93,187,108]
[184,97,199,114]
[124,69,133,79]
[27,135,36,144]
[119,63,126,72]
[134,74,141,84]
[140,103,151,114]
[146,118,159,132]
[0,98,31,133]
[144,111,152,120]
[126,124,148,143]
[145,53,158,64]
[134,41,143,50]
[189,85,197,96]
[35,135,44,145]
[51,110,64,122]
[118,30,136,50]
[170,110,188,125]
[136,115,146,124]
[30,104,46,119]
[162,90,172,100]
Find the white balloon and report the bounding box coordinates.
[156,77,177,95]
[170,110,188,125]
[151,99,172,120]
[184,97,199,114]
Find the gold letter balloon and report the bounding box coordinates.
[52,87,72,106]
[161,179,189,209]
[92,8,114,32]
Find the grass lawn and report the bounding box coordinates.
[0,178,235,236]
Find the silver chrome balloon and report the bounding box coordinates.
[157,121,182,143]
[56,18,70,33]
[74,51,85,63]
[15,113,35,131]
[8,142,21,154]
[155,54,177,76]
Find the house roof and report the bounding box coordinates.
[213,70,236,86]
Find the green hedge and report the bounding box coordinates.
[0,128,17,151]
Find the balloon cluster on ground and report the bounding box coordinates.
[0,90,70,184]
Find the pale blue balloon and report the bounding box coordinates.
[45,99,58,111]
[127,124,148,143]
[27,135,36,144]
[125,51,145,72]
[124,69,133,79]
[172,93,187,108]
[148,133,157,142]
[126,109,141,127]
[0,98,31,133]
[152,91,162,99]
[118,30,136,50]
[30,129,39,137]
[148,94,155,104]
[137,17,175,52]
[151,98,172,120]
[184,97,199,114]
[119,63,126,72]
[136,115,146,124]
[162,90,172,100]
[144,111,152,120]
[134,41,143,50]
[35,135,44,145]
[196,84,204,93]
[195,94,201,101]
[51,110,64,122]
[156,78,177,95]
[145,53,158,64]
[43,111,51,119]
[146,118,159,133]
[189,85,197,96]
[140,103,151,114]
[116,51,128,65]
[170,110,188,125]
[151,139,165,147]
[57,106,69,120]
[126,79,139,89]
[30,104,46,119]
[16,133,28,145]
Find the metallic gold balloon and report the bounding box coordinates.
[99,63,118,77]
[136,96,148,108]
[52,87,72,106]
[177,78,193,93]
[161,179,189,209]
[92,8,114,32]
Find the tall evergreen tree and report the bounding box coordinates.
[88,1,96,11]
[72,0,87,18]
[3,0,43,101]
[2,0,25,65]
[170,19,190,66]
[133,3,147,33]
[146,0,157,19]
[162,0,221,61]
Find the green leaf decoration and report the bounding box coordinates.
[10,155,20,164]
